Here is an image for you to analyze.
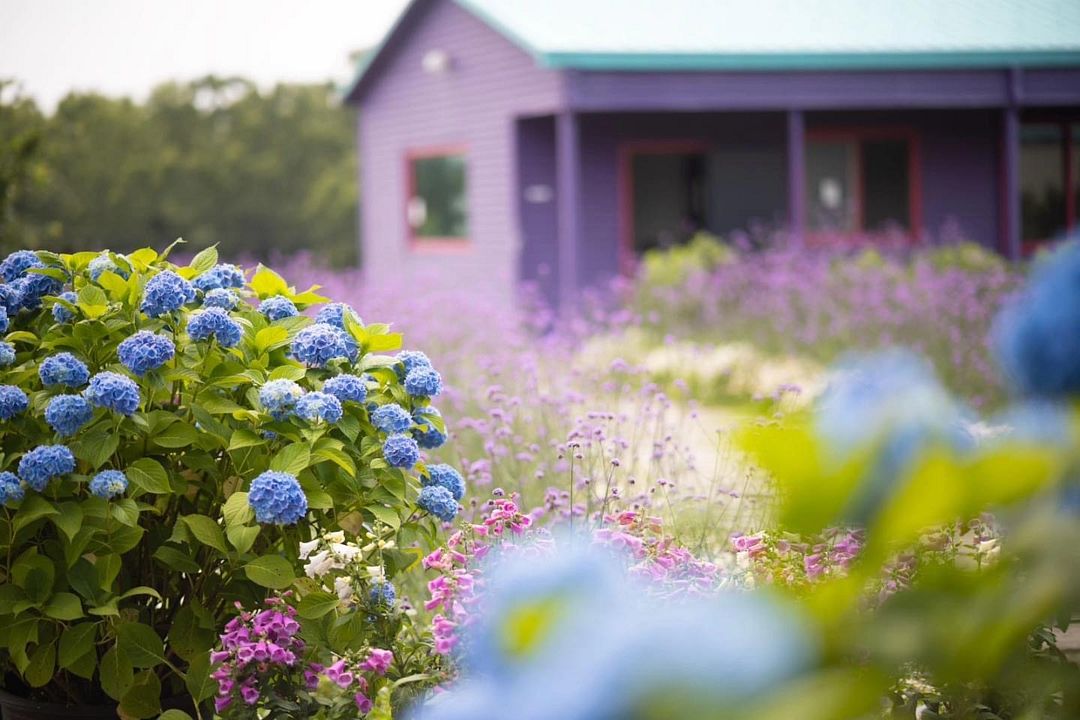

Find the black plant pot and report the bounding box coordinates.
[0,687,198,720]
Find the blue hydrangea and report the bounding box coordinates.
[296,391,343,424]
[52,291,78,323]
[0,250,43,282]
[18,444,75,492]
[323,374,367,404]
[0,307,8,333]
[84,371,140,415]
[418,484,458,522]
[371,403,412,433]
[315,302,361,330]
[202,288,240,310]
[291,322,351,367]
[193,263,244,292]
[259,379,305,420]
[187,307,243,348]
[0,342,15,367]
[90,469,128,499]
[993,238,1080,399]
[45,394,94,437]
[405,367,443,397]
[0,385,29,420]
[0,471,24,504]
[248,470,308,525]
[396,350,432,379]
[257,295,299,321]
[39,352,90,388]
[425,463,466,502]
[413,406,447,449]
[369,581,397,609]
[140,270,196,317]
[88,253,128,281]
[0,283,22,315]
[383,433,420,469]
[118,330,175,376]
[13,272,64,309]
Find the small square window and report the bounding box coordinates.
[407,152,468,242]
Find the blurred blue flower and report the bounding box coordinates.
[259,379,305,420]
[248,470,308,525]
[315,302,361,330]
[39,352,90,388]
[193,263,244,292]
[0,283,22,315]
[84,371,140,415]
[418,484,458,521]
[88,253,128,281]
[52,291,77,324]
[202,288,240,310]
[118,330,175,376]
[291,322,351,367]
[372,403,412,433]
[396,350,431,380]
[405,367,442,397]
[187,307,243,347]
[45,394,94,437]
[18,444,75,492]
[383,433,420,469]
[257,295,299,321]
[425,463,465,501]
[90,469,128,499]
[0,250,43,282]
[994,238,1080,399]
[296,391,343,423]
[0,341,15,367]
[140,270,196,317]
[323,373,367,404]
[0,471,24,504]
[0,385,29,420]
[413,406,447,449]
[370,581,397,609]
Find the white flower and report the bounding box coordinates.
[366,565,386,581]
[304,550,341,578]
[324,531,346,544]
[334,576,354,602]
[331,542,362,562]
[299,539,321,559]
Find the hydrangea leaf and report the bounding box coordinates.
[182,514,229,554]
[24,641,56,688]
[188,246,218,276]
[184,650,215,702]
[226,524,260,554]
[270,443,310,476]
[126,458,171,494]
[58,622,97,669]
[296,591,340,619]
[99,645,134,700]
[222,491,255,527]
[244,555,296,589]
[116,621,167,669]
[250,264,290,298]
[43,591,83,620]
[119,669,162,719]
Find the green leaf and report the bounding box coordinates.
[13,494,59,533]
[50,501,83,541]
[268,364,306,381]
[223,491,255,526]
[153,545,201,574]
[159,712,194,720]
[12,552,55,604]
[110,497,141,527]
[366,332,403,353]
[244,555,296,589]
[313,446,356,477]
[25,641,56,687]
[66,647,98,680]
[182,514,229,554]
[127,458,171,494]
[119,669,162,719]
[226,524,260,554]
[189,245,219,275]
[115,622,167,668]
[185,650,216,702]
[59,622,97,669]
[255,325,290,353]
[250,264,290,298]
[76,284,109,319]
[153,421,200,448]
[44,592,84,620]
[100,645,134,700]
[365,504,401,530]
[228,428,264,451]
[296,591,341,619]
[120,586,163,602]
[71,429,121,469]
[270,443,310,475]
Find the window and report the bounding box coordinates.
[1020,120,1078,247]
[805,131,917,239]
[406,150,468,243]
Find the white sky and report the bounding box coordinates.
[0,0,410,111]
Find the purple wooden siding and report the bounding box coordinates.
[516,116,559,305]
[356,0,562,299]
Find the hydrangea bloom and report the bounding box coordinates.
[369,581,397,609]
[405,366,442,397]
[39,352,90,388]
[323,373,367,404]
[18,444,75,492]
[193,263,244,292]
[202,288,240,310]
[993,238,1080,399]
[258,379,304,420]
[413,407,447,449]
[0,385,29,420]
[52,291,77,323]
[291,322,351,367]
[90,469,128,499]
[187,307,243,347]
[418,485,458,522]
[257,295,299,321]
[84,371,140,415]
[118,330,175,376]
[0,283,22,315]
[248,470,308,525]
[0,307,7,334]
[45,394,94,437]
[315,302,361,330]
[0,341,15,367]
[296,391,343,424]
[425,463,466,502]
[0,250,43,282]
[140,269,196,317]
[396,350,431,379]
[383,433,420,469]
[13,273,64,310]
[88,253,128,281]
[0,471,23,504]
[371,403,412,433]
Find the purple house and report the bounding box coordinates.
[344,0,1080,304]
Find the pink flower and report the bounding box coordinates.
[361,648,394,676]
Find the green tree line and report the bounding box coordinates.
[0,76,358,265]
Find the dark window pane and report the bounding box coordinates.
[1020,123,1065,242]
[632,153,705,254]
[862,140,910,231]
[408,155,468,238]
[805,140,857,233]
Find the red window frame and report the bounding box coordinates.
[805,127,923,243]
[404,144,471,254]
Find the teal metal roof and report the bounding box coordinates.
[458,0,1080,70]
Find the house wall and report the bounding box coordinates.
[356,0,562,300]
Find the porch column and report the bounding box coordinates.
[555,111,581,310]
[1002,106,1022,260]
[786,109,806,248]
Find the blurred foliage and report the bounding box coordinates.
[639,231,734,287]
[0,77,358,265]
